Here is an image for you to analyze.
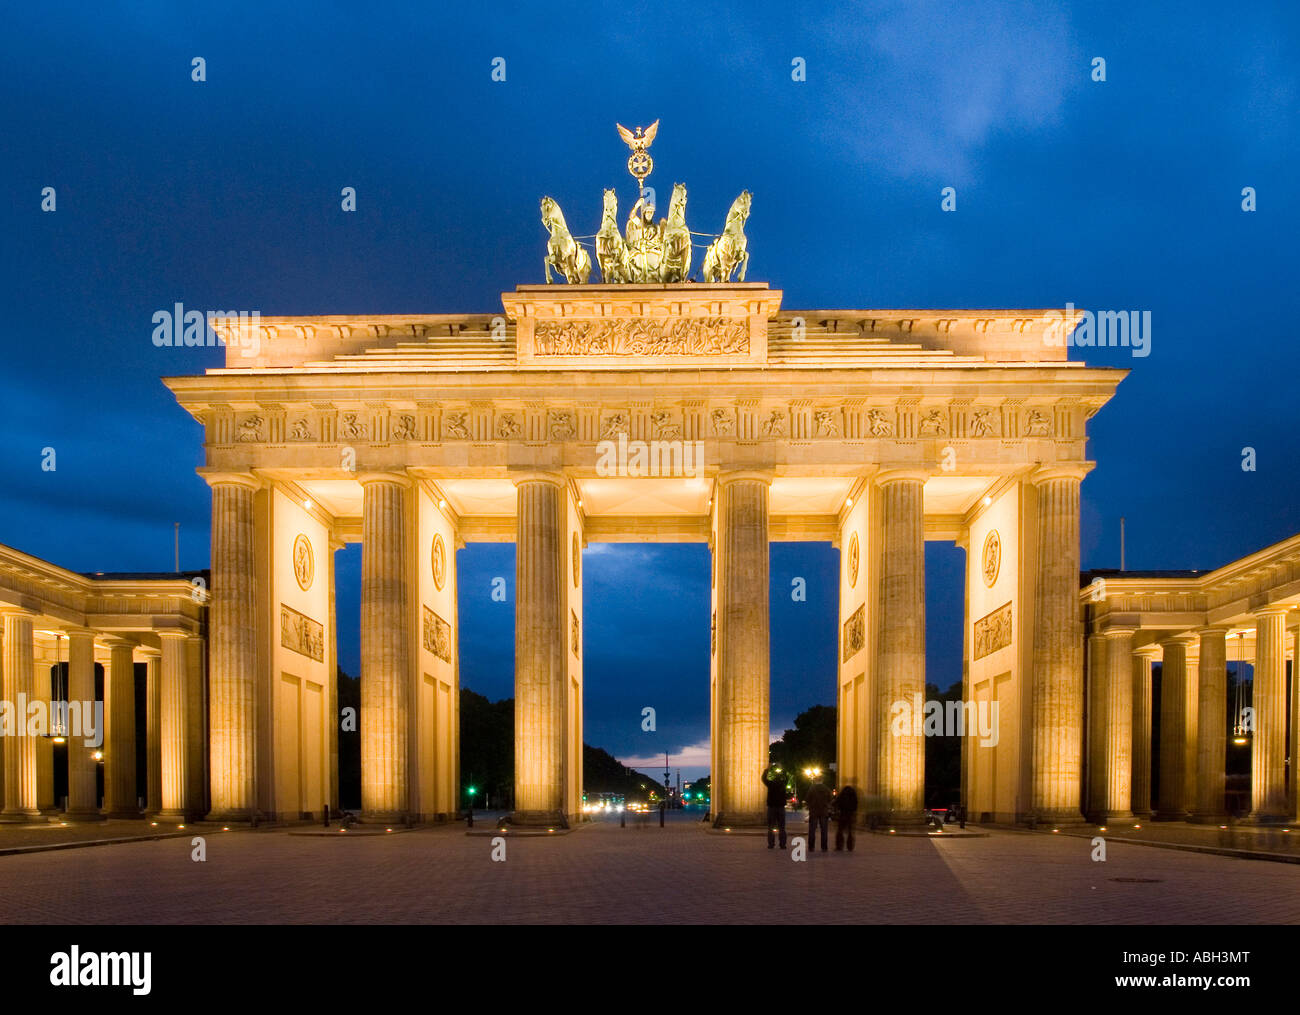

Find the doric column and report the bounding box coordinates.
[64,628,102,820]
[1029,464,1088,822]
[102,637,139,818]
[205,472,261,820]
[1190,626,1228,822]
[1291,619,1300,821]
[1252,606,1289,819]
[1085,632,1108,819]
[0,611,38,822]
[513,473,568,824]
[1099,628,1135,821]
[1157,634,1194,820]
[158,632,190,819]
[1130,645,1159,817]
[713,472,772,826]
[875,470,926,823]
[139,646,162,815]
[185,636,206,816]
[360,472,412,822]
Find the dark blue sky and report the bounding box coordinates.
[3,2,1297,779]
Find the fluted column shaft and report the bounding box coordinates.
[1252,607,1288,818]
[1191,627,1227,822]
[1158,637,1192,819]
[513,477,567,822]
[1030,469,1084,820]
[0,614,38,820]
[714,475,771,825]
[1101,630,1134,820]
[103,639,138,817]
[1130,647,1157,817]
[875,473,926,821]
[361,475,411,821]
[141,648,162,814]
[207,477,258,818]
[65,630,101,819]
[1291,624,1300,821]
[159,633,189,818]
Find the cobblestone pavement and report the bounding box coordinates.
[0,813,1296,924]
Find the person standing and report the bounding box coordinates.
[805,776,832,852]
[834,783,859,852]
[761,764,788,849]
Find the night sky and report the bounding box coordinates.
[3,2,1296,780]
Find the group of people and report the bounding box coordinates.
[761,764,857,852]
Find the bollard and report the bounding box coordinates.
[620,809,626,828]
[323,803,330,828]
[959,805,966,830]
[659,801,665,828]
[466,806,474,829]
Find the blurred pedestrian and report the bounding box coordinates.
[761,764,788,849]
[834,783,859,852]
[805,776,832,852]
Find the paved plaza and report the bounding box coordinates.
[0,812,1297,924]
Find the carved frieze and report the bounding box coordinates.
[281,604,324,662]
[423,605,452,662]
[842,604,865,662]
[533,317,748,357]
[973,601,1013,660]
[443,412,470,439]
[391,414,418,440]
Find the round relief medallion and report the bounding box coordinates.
[292,534,314,591]
[572,532,580,587]
[431,534,446,591]
[982,530,1001,588]
[847,533,859,588]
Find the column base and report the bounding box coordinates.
[63,809,106,823]
[359,810,410,826]
[157,809,192,822]
[1247,811,1290,826]
[103,809,143,820]
[711,811,767,829]
[205,808,256,823]
[0,809,42,824]
[1024,809,1087,828]
[510,810,569,829]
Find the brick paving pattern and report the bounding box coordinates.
[0,812,1296,924]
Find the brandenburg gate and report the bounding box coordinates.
[163,125,1125,828]
[164,281,1123,828]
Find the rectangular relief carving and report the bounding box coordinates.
[423,605,452,663]
[973,601,1013,660]
[842,604,865,662]
[281,604,324,662]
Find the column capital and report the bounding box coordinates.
[1194,625,1231,637]
[99,635,137,650]
[716,469,773,487]
[1029,461,1094,485]
[0,604,39,620]
[1160,631,1199,648]
[507,468,566,488]
[197,469,264,491]
[156,629,190,641]
[1133,642,1162,659]
[873,467,930,487]
[1252,604,1291,620]
[356,469,414,488]
[135,645,162,659]
[1101,626,1136,640]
